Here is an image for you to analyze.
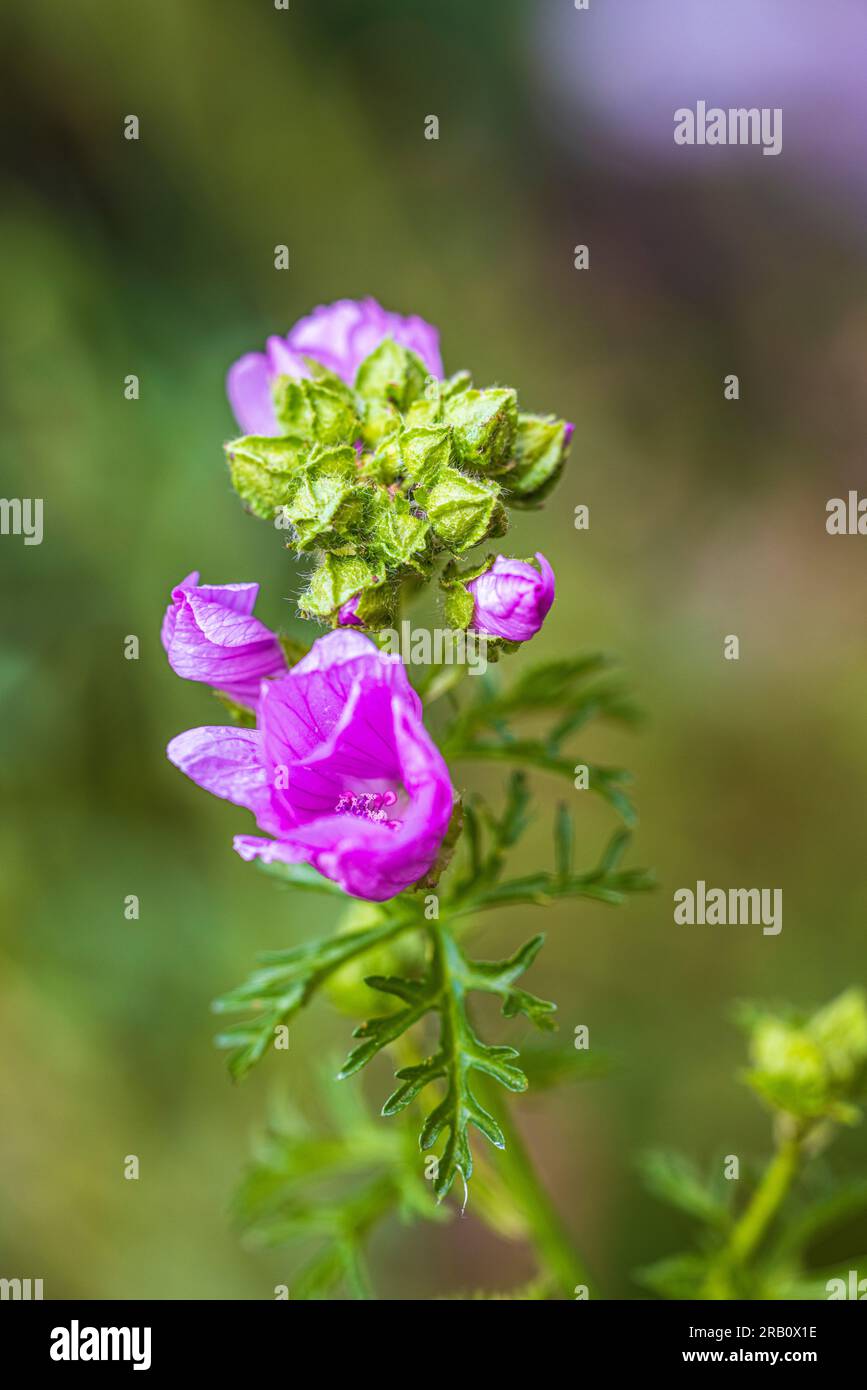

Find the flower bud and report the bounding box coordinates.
[507,414,574,506]
[465,552,556,642]
[161,573,286,707]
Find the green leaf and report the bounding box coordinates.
[212,906,421,1079]
[635,1253,711,1300]
[234,1091,441,1300]
[459,934,556,1029]
[446,656,641,779]
[213,691,258,727]
[255,859,347,894]
[807,988,867,1089]
[447,736,637,825]
[475,653,632,724]
[454,826,655,915]
[277,634,310,668]
[442,582,475,630]
[554,804,573,882]
[359,430,403,485]
[337,921,552,1200]
[639,1150,730,1228]
[771,1178,867,1260]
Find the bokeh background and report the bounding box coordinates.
[2,0,866,1298]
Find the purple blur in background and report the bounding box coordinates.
[536,0,867,189]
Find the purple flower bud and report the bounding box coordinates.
[161,572,287,708]
[227,298,443,436]
[167,630,454,901]
[466,552,556,643]
[337,593,364,628]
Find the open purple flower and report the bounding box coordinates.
[227,297,444,436]
[467,553,556,643]
[161,572,287,708]
[166,630,454,901]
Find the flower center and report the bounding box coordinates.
[334,789,400,827]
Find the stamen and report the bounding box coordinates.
[334,789,399,825]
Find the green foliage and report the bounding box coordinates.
[234,1085,443,1300]
[339,923,553,1201]
[638,1150,731,1229]
[212,362,648,1284]
[443,653,642,824]
[213,770,651,1202]
[212,901,423,1080]
[636,988,867,1300]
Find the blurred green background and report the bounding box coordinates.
[1,0,865,1298]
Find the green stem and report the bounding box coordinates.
[482,1081,599,1300]
[704,1132,804,1299]
[730,1136,801,1264]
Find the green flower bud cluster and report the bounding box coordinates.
[224,339,572,624]
[741,988,867,1126]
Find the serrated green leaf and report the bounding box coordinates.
[212,906,421,1079]
[336,919,551,1200]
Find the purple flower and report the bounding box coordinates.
[227,298,444,436]
[161,572,287,708]
[467,553,556,643]
[166,630,454,902]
